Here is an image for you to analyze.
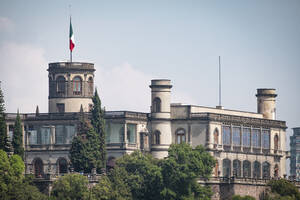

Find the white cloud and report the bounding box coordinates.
[0,17,14,32]
[0,42,48,113]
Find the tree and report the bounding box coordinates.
[12,111,24,159]
[232,195,256,200]
[261,179,300,200]
[91,89,106,169]
[0,150,46,200]
[160,144,216,200]
[51,173,89,200]
[91,175,114,200]
[0,83,8,152]
[70,119,102,173]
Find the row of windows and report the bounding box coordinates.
[221,126,278,149]
[55,76,93,95]
[220,159,279,178]
[152,128,186,145]
[105,123,137,144]
[32,157,68,177]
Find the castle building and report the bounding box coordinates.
[5,61,289,199]
[290,127,300,180]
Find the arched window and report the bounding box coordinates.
[274,164,279,177]
[153,130,161,145]
[214,128,219,147]
[73,76,82,95]
[58,158,68,174]
[243,160,251,178]
[223,159,231,177]
[253,161,261,179]
[88,77,93,95]
[262,161,270,179]
[56,76,66,94]
[233,159,241,177]
[176,128,186,144]
[33,158,44,178]
[152,98,161,113]
[274,135,279,151]
[214,160,219,177]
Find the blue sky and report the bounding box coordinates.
[0,1,299,144]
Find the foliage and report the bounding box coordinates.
[0,83,9,152]
[91,175,114,200]
[0,150,46,200]
[261,179,300,200]
[160,144,215,200]
[12,111,24,159]
[70,119,102,173]
[232,195,256,200]
[108,166,132,200]
[91,89,106,169]
[51,173,90,200]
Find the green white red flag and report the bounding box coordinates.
[69,20,75,52]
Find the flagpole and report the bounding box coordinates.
[69,5,72,63]
[219,56,221,107]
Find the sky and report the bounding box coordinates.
[0,1,299,154]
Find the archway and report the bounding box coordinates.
[33,158,44,178]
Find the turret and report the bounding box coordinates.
[48,62,95,113]
[149,79,172,159]
[256,88,277,120]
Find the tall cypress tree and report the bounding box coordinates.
[12,111,24,159]
[91,89,106,169]
[0,82,8,152]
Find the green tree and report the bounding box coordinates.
[0,83,8,152]
[160,144,216,200]
[12,111,24,159]
[232,195,256,200]
[51,173,89,200]
[91,89,106,169]
[261,179,300,200]
[91,175,114,200]
[70,119,102,173]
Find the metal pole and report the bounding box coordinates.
[219,56,221,107]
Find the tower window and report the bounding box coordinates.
[56,76,66,94]
[176,128,186,144]
[73,76,82,95]
[57,103,65,113]
[88,77,93,95]
[153,97,161,113]
[153,130,161,145]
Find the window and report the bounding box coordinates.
[73,76,82,95]
[262,162,270,179]
[214,161,219,177]
[176,128,186,144]
[106,123,124,143]
[8,125,14,142]
[40,127,51,144]
[233,159,241,177]
[127,124,136,144]
[214,128,219,145]
[232,127,241,146]
[152,97,161,113]
[253,161,261,179]
[88,77,93,95]
[252,129,261,148]
[57,103,65,113]
[262,130,270,149]
[58,158,68,174]
[222,126,231,145]
[34,158,43,178]
[243,160,251,178]
[55,125,65,144]
[56,76,66,93]
[28,130,38,145]
[274,135,279,150]
[153,130,161,145]
[223,159,231,177]
[243,127,251,147]
[140,133,148,150]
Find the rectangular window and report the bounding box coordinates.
[65,125,76,144]
[232,127,241,146]
[243,128,251,147]
[40,127,51,144]
[222,126,231,145]
[252,129,261,148]
[55,125,65,144]
[8,125,14,142]
[106,123,124,143]
[57,103,65,113]
[28,130,37,145]
[262,129,270,149]
[127,124,136,144]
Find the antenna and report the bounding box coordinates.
[219,56,222,107]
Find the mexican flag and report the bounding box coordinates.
[69,20,75,52]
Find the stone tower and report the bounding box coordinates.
[48,62,95,113]
[149,79,172,159]
[256,88,277,120]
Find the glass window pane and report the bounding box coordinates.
[243,128,251,147]
[106,123,123,143]
[127,124,136,144]
[55,125,64,144]
[222,126,231,145]
[28,130,37,145]
[40,127,50,144]
[233,127,241,146]
[65,125,76,144]
[262,130,270,149]
[252,129,261,148]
